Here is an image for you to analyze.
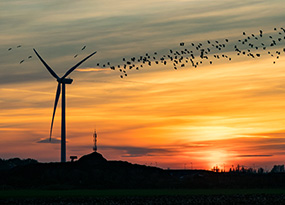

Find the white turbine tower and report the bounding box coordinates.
[33,48,97,162]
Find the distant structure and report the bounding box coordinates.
[70,156,77,162]
[93,129,98,152]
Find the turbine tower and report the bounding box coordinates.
[33,48,97,162]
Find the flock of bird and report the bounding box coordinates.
[234,28,285,64]
[111,39,232,78]
[9,45,88,64]
[104,27,284,78]
[73,45,87,58]
[8,27,285,79]
[7,45,32,64]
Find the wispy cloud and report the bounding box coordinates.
[236,155,273,158]
[101,145,174,157]
[37,137,61,144]
[76,67,109,72]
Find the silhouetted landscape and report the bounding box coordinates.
[1,152,285,190]
[2,153,285,204]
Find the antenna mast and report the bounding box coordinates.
[93,129,97,152]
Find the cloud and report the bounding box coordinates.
[236,154,273,158]
[73,142,210,158]
[99,145,175,157]
[187,135,285,159]
[37,138,61,144]
[246,131,285,138]
[76,67,109,72]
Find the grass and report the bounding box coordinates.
[1,189,285,199]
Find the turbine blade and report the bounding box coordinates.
[50,83,61,141]
[61,51,97,79]
[33,48,60,80]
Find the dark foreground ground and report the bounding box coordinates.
[1,189,285,205]
[3,152,285,190]
[2,195,285,205]
[3,153,285,204]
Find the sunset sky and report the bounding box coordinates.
[1,0,285,170]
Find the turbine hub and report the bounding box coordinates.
[58,78,73,84]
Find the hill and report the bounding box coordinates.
[0,152,170,189]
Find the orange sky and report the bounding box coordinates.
[1,0,285,170]
[1,55,285,170]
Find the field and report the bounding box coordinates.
[3,158,285,204]
[1,189,285,204]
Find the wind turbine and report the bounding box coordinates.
[33,48,97,162]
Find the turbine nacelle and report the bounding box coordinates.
[58,78,73,84]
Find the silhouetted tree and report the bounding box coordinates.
[271,165,285,173]
[258,167,264,174]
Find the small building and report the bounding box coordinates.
[70,156,77,162]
